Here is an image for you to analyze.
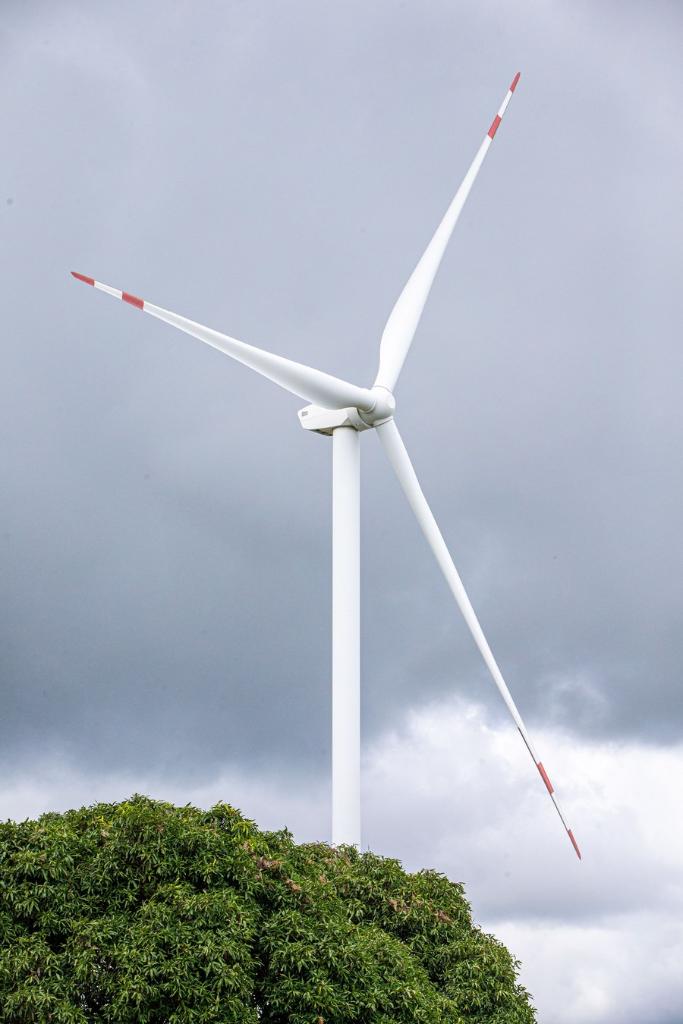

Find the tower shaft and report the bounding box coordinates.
[331,426,361,848]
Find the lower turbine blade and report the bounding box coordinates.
[377,418,581,859]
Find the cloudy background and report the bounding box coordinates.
[2,1,682,1020]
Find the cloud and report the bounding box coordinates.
[492,913,683,1024]
[2,0,683,785]
[2,2,682,1018]
[3,693,681,1024]
[367,698,683,1023]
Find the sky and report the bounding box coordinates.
[1,1,682,1020]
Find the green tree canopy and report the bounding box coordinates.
[0,795,535,1023]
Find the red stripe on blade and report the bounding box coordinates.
[568,829,582,859]
[537,762,554,794]
[71,271,95,286]
[488,114,502,139]
[122,291,144,309]
[510,72,521,93]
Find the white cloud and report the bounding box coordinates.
[2,695,682,1024]
[361,697,683,1023]
[491,912,683,1024]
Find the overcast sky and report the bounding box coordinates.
[2,2,682,1021]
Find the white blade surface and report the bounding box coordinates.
[377,418,581,859]
[71,272,375,413]
[375,73,521,393]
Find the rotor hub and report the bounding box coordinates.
[360,386,396,425]
[298,386,395,435]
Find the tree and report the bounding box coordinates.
[0,795,535,1023]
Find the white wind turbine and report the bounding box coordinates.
[72,73,581,859]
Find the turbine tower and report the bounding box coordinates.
[72,73,581,860]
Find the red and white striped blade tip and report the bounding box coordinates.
[535,758,581,860]
[568,830,581,860]
[487,71,521,139]
[71,271,145,310]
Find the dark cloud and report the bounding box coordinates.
[2,0,682,788]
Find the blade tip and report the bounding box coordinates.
[71,271,95,286]
[568,829,581,860]
[510,71,521,93]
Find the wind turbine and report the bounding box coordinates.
[72,73,581,860]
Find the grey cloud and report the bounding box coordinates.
[2,0,682,787]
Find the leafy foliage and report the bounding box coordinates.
[0,796,535,1022]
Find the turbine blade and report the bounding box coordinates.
[71,272,375,413]
[375,72,521,392]
[376,418,580,859]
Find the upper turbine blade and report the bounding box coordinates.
[374,73,521,393]
[71,272,375,413]
[376,418,581,859]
